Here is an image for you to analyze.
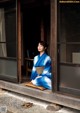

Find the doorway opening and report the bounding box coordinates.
[21,1,50,83]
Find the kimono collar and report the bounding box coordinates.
[35,53,47,67]
[38,52,46,58]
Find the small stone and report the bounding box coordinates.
[7,111,13,113]
[46,103,62,111]
[0,89,6,94]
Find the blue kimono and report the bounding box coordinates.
[30,53,52,89]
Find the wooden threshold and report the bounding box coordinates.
[0,80,80,110]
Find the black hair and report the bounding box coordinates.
[38,41,48,48]
[38,41,48,54]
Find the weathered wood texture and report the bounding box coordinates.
[0,80,80,110]
[50,0,58,91]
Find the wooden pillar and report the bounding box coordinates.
[40,1,45,41]
[41,20,45,41]
[17,0,22,83]
[50,0,58,91]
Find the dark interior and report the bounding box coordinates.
[21,1,50,81]
[22,7,41,58]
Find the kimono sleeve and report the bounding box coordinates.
[30,57,38,80]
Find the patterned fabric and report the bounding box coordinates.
[30,53,52,89]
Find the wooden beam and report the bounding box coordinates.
[41,20,45,41]
[50,0,58,91]
[17,0,22,83]
[0,0,10,2]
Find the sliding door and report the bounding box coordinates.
[58,1,80,96]
[0,0,17,82]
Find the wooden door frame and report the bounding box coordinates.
[17,0,22,83]
[50,0,58,91]
[17,0,58,87]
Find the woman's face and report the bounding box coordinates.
[37,43,46,52]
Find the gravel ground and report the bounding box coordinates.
[0,89,80,113]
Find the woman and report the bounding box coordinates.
[30,41,52,90]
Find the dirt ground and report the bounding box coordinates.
[0,89,79,113]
